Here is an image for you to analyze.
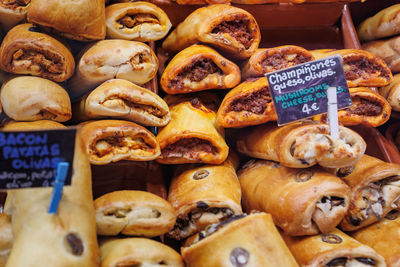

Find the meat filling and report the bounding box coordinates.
[102,95,166,118]
[326,257,376,266]
[168,58,222,89]
[12,49,63,74]
[346,97,382,116]
[344,57,391,81]
[261,53,312,71]
[212,17,253,49]
[228,87,272,114]
[0,0,29,9]
[118,13,159,29]
[92,135,153,158]
[162,138,218,159]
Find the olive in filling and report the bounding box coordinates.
[168,58,222,89]
[261,53,312,71]
[161,138,218,159]
[316,196,345,215]
[344,57,391,81]
[211,17,253,49]
[102,95,165,118]
[326,257,376,266]
[228,87,272,114]
[12,49,63,74]
[117,13,159,29]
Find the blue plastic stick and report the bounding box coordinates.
[48,162,69,214]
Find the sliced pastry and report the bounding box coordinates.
[380,73,400,111]
[0,0,30,31]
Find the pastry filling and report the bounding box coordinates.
[344,56,391,81]
[37,109,58,120]
[0,0,29,9]
[102,95,166,118]
[11,49,64,75]
[168,58,222,89]
[349,176,400,226]
[326,257,376,266]
[315,196,346,215]
[228,87,272,114]
[104,207,161,219]
[92,134,154,158]
[117,13,160,29]
[129,52,150,69]
[346,97,382,116]
[261,52,312,72]
[162,138,218,160]
[212,16,253,49]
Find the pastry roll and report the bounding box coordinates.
[100,238,184,267]
[283,228,386,267]
[94,190,176,237]
[313,87,391,127]
[0,23,75,82]
[182,213,299,267]
[330,155,400,232]
[69,40,158,101]
[0,0,30,31]
[73,79,170,126]
[167,154,242,240]
[160,44,240,94]
[352,210,400,267]
[357,4,400,42]
[0,213,12,267]
[0,76,72,122]
[311,49,393,88]
[79,119,160,165]
[236,122,366,168]
[2,120,66,130]
[242,46,314,79]
[362,35,400,74]
[380,73,400,111]
[157,96,229,165]
[238,160,350,236]
[216,77,277,128]
[162,4,261,59]
[27,0,105,41]
[4,127,100,267]
[105,2,171,41]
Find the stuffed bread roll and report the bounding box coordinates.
[236,122,366,168]
[27,0,105,41]
[0,213,12,267]
[0,23,75,82]
[328,155,400,232]
[162,4,261,59]
[160,44,240,94]
[238,160,350,236]
[313,87,391,127]
[357,4,400,42]
[182,213,299,267]
[311,49,393,88]
[4,125,100,267]
[380,73,400,111]
[94,190,176,237]
[100,238,184,267]
[157,96,228,165]
[351,210,400,267]
[73,79,170,126]
[0,76,72,122]
[363,35,400,74]
[79,120,160,165]
[0,0,30,31]
[69,40,158,101]
[167,154,242,240]
[283,228,386,267]
[217,77,277,128]
[105,2,171,41]
[242,46,314,79]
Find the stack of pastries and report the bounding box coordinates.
[0,1,399,267]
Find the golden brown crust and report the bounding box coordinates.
[94,190,176,237]
[100,238,184,267]
[0,76,71,122]
[160,44,240,94]
[162,4,261,59]
[1,120,66,130]
[27,0,105,41]
[182,213,299,267]
[216,77,277,128]
[156,97,228,165]
[106,2,171,41]
[238,160,350,236]
[380,73,400,111]
[0,213,12,267]
[242,46,314,79]
[0,0,30,31]
[0,23,75,82]
[79,119,160,165]
[283,228,386,267]
[363,35,400,74]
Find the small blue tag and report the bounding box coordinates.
[48,162,69,214]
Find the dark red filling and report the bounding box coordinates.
[228,87,272,114]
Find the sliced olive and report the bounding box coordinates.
[355,257,375,265]
[295,170,313,182]
[385,210,400,220]
[326,257,347,266]
[64,233,84,256]
[336,166,354,178]
[321,234,342,244]
[230,248,250,267]
[193,169,210,180]
[196,201,209,209]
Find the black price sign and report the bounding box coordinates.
[266,55,352,125]
[0,128,76,189]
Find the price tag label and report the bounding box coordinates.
[0,128,76,189]
[265,55,352,125]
